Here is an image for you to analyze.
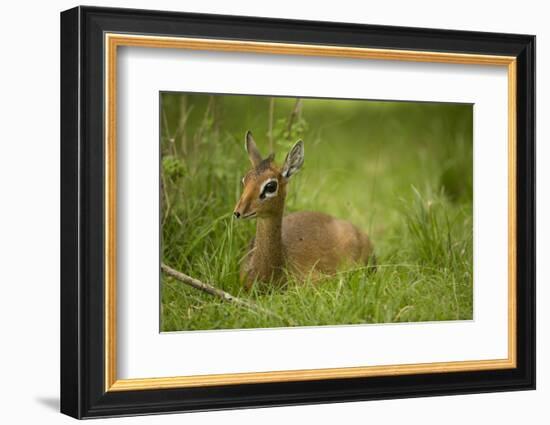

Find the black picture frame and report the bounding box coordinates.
[60,5,535,419]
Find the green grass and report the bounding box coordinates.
[160,93,473,331]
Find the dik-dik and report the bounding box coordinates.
[234,131,375,289]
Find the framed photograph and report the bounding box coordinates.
[60,6,535,419]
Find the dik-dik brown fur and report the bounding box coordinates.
[234,131,374,289]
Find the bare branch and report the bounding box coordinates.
[268,98,275,152]
[286,98,303,140]
[161,263,293,326]
[162,108,177,156]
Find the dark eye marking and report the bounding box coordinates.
[260,179,278,199]
[264,181,277,193]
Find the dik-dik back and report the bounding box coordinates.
[234,131,375,288]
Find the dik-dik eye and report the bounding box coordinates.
[265,181,277,193]
[260,179,278,199]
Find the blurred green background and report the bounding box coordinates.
[160,93,473,331]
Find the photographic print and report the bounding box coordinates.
[61,8,535,417]
[160,93,473,331]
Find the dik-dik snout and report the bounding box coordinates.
[233,131,303,220]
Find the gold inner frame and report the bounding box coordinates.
[104,33,517,392]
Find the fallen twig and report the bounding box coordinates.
[161,263,293,326]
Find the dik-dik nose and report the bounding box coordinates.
[233,198,248,219]
[233,202,246,218]
[234,189,253,219]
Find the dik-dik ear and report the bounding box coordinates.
[282,140,304,179]
[245,131,263,167]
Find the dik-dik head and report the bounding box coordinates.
[233,131,304,220]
